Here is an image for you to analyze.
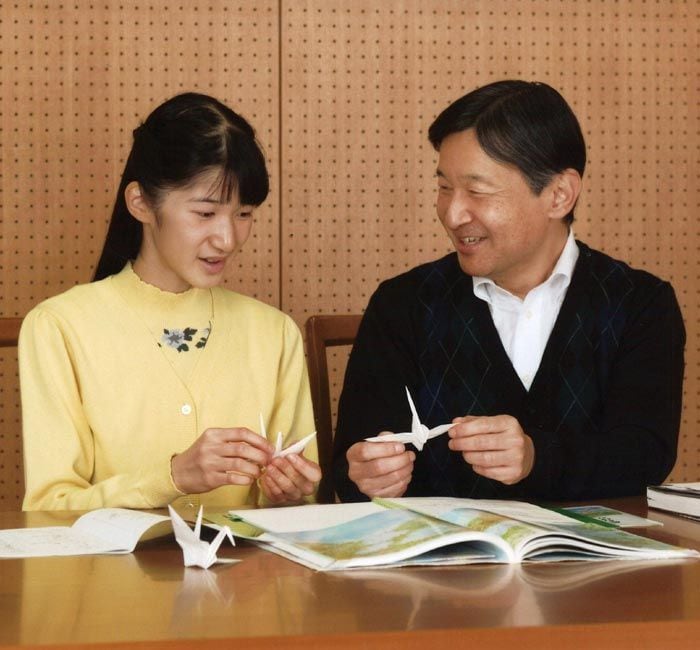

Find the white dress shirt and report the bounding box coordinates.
[472,231,579,391]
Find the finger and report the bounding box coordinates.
[271,458,317,497]
[471,464,521,484]
[223,470,256,486]
[220,441,272,467]
[220,456,264,479]
[286,454,322,483]
[268,457,305,485]
[448,416,512,438]
[347,439,405,462]
[451,415,479,425]
[349,450,414,484]
[354,459,414,494]
[449,431,512,453]
[364,476,411,498]
[461,449,513,468]
[212,427,275,454]
[260,474,285,501]
[265,465,302,501]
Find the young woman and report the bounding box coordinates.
[20,93,320,511]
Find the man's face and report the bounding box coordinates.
[436,128,566,298]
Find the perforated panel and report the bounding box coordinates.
[280,0,699,482]
[0,1,280,314]
[0,1,280,507]
[0,1,698,509]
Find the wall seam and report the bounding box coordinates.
[277,0,284,311]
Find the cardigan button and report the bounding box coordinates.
[181,404,192,415]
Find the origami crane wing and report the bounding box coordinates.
[259,413,316,458]
[275,430,317,458]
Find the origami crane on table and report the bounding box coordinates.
[364,386,453,452]
[258,413,317,458]
[168,505,235,570]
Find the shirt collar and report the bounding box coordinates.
[473,230,579,303]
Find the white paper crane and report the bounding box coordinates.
[364,386,453,451]
[259,413,317,458]
[168,505,235,570]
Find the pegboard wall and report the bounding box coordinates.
[0,1,697,508]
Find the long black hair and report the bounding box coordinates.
[428,80,586,223]
[93,93,269,281]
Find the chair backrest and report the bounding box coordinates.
[304,314,362,503]
[0,317,24,509]
[0,317,22,348]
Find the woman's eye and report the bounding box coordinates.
[238,211,254,220]
[196,211,216,218]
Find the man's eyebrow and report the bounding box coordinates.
[436,169,494,185]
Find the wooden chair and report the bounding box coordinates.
[0,317,22,348]
[0,317,24,509]
[304,314,362,503]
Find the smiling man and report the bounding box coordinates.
[333,80,686,502]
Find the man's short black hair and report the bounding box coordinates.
[428,80,586,223]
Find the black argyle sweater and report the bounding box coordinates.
[333,241,685,502]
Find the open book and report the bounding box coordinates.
[0,508,171,558]
[209,497,699,571]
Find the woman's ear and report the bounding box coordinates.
[124,181,155,224]
[547,169,582,221]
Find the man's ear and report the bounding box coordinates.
[547,169,582,221]
[124,181,155,225]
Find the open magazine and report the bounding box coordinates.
[207,497,699,571]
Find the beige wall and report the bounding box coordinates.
[1,1,697,507]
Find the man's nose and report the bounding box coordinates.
[443,192,473,228]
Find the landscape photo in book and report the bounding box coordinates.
[218,497,699,571]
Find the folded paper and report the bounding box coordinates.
[364,386,452,451]
[168,506,235,570]
[259,413,316,458]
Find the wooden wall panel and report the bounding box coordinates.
[0,0,280,315]
[0,1,697,508]
[280,0,699,482]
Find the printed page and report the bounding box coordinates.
[0,509,170,558]
[228,502,385,533]
[559,505,662,528]
[72,508,171,550]
[385,497,577,527]
[384,497,699,561]
[0,527,123,558]
[379,497,555,557]
[519,522,700,561]
[255,508,500,570]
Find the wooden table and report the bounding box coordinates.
[1,498,699,649]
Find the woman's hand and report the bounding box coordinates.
[170,427,273,494]
[259,454,322,505]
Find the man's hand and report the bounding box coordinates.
[346,435,415,498]
[171,427,273,494]
[448,415,534,484]
[259,454,322,505]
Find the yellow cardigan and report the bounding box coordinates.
[19,265,317,510]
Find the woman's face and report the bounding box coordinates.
[131,170,256,293]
